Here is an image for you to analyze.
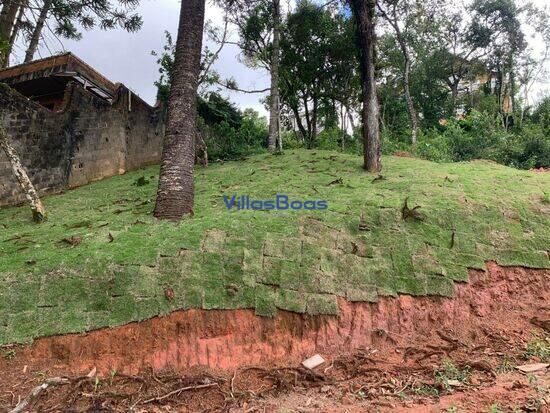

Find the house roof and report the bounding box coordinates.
[0,52,118,101]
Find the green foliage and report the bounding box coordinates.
[524,335,550,362]
[532,96,550,136]
[51,0,142,41]
[381,104,550,169]
[202,107,268,160]
[279,2,358,147]
[198,93,243,129]
[151,32,267,161]
[434,359,471,391]
[316,128,344,151]
[413,129,453,162]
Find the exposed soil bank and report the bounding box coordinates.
[2,262,548,376]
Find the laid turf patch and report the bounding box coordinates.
[0,150,548,344]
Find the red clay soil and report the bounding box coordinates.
[0,262,549,412]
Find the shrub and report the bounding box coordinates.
[413,129,453,162]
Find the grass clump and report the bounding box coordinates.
[524,335,550,362]
[434,359,471,391]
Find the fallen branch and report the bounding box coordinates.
[401,197,423,221]
[9,377,69,413]
[142,382,218,404]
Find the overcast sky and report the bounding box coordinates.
[9,0,550,115]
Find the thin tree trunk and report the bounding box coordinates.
[377,3,418,143]
[0,124,45,222]
[311,96,318,149]
[350,0,381,172]
[346,107,355,132]
[3,0,27,68]
[291,104,307,142]
[0,0,19,67]
[267,0,280,152]
[403,57,418,143]
[340,103,346,151]
[24,0,53,63]
[277,96,283,151]
[153,0,206,220]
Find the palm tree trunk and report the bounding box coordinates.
[24,0,53,63]
[350,0,381,172]
[268,0,281,152]
[153,0,206,220]
[0,124,45,222]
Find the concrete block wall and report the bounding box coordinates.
[0,82,163,206]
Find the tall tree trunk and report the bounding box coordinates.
[3,0,28,68]
[153,0,206,220]
[267,0,280,152]
[24,0,53,63]
[403,56,418,143]
[350,0,381,172]
[0,124,45,222]
[0,0,19,67]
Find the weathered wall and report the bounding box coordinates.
[0,82,163,206]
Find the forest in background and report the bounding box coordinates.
[150,0,550,169]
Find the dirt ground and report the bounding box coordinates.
[1,263,548,412]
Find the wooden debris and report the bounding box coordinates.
[327,178,343,186]
[164,288,175,301]
[515,363,549,373]
[302,354,326,370]
[8,377,69,413]
[142,383,218,404]
[401,197,423,221]
[358,211,369,231]
[61,236,83,246]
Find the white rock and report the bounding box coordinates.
[302,354,326,370]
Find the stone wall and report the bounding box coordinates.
[0,82,163,206]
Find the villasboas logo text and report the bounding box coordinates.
[223,194,328,211]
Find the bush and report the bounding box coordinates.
[202,109,268,161]
[496,124,550,169]
[316,127,343,151]
[413,129,453,162]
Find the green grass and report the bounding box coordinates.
[0,150,549,344]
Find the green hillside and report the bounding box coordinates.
[0,150,548,344]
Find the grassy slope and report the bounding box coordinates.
[0,150,549,344]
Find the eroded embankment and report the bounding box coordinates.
[2,262,548,375]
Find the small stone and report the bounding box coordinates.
[302,354,326,370]
[447,379,462,387]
